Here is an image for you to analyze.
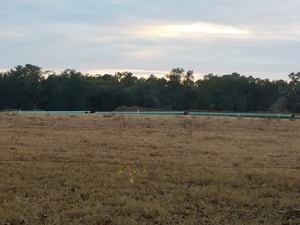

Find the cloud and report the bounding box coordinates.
[0,29,29,40]
[1,0,300,80]
[167,23,250,35]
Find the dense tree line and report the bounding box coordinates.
[0,64,299,112]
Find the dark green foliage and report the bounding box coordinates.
[195,73,289,112]
[0,64,44,110]
[284,72,300,112]
[38,69,87,110]
[0,65,299,112]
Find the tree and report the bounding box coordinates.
[0,73,4,109]
[284,72,300,112]
[86,75,118,111]
[118,72,138,88]
[0,64,292,112]
[165,68,185,110]
[195,73,270,112]
[38,69,87,110]
[131,76,166,109]
[0,64,44,110]
[183,70,194,86]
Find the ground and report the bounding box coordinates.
[0,112,299,225]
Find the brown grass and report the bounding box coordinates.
[0,113,299,225]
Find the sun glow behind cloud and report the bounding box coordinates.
[146,22,252,38]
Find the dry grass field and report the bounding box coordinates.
[0,112,299,225]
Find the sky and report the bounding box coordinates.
[1,0,300,80]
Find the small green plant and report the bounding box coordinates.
[117,164,147,184]
[117,163,136,184]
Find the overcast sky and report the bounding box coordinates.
[1,0,299,80]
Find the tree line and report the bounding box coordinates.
[0,64,299,112]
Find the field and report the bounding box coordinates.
[0,112,299,225]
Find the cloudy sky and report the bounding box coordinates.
[1,0,299,80]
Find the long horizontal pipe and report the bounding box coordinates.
[13,110,300,119]
[105,111,299,119]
